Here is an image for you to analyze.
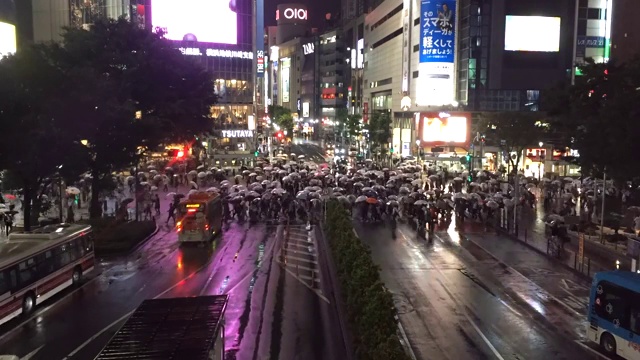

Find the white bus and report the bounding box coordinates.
[0,223,94,325]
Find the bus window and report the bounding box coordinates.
[595,281,633,330]
[7,269,16,292]
[18,259,37,287]
[56,245,72,268]
[0,272,8,295]
[630,307,640,334]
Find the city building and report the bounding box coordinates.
[610,0,640,64]
[318,28,349,128]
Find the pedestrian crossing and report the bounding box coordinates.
[277,224,329,303]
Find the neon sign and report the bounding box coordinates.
[276,8,307,21]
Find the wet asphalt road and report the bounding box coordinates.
[0,218,344,359]
[290,140,328,164]
[353,219,611,360]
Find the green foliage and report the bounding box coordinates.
[324,201,410,360]
[366,110,392,151]
[0,18,217,220]
[346,114,363,139]
[545,57,640,182]
[0,46,87,230]
[269,105,294,136]
[475,111,547,171]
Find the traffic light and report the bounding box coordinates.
[389,147,394,154]
[465,153,471,162]
[276,131,283,139]
[254,150,259,157]
[176,150,185,159]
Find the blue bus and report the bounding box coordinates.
[588,271,640,359]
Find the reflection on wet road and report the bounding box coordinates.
[0,219,344,360]
[354,220,607,360]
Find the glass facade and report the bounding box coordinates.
[457,0,490,109]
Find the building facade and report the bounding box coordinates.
[610,0,640,64]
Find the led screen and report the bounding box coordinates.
[417,112,470,146]
[0,22,16,58]
[505,16,560,52]
[152,0,237,45]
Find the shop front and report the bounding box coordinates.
[209,129,256,167]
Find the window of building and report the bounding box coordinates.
[413,44,419,52]
[587,8,601,20]
[412,71,419,78]
[371,4,403,31]
[371,28,403,49]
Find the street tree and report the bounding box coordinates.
[269,105,294,137]
[475,111,547,173]
[48,18,217,217]
[366,110,392,154]
[545,57,640,183]
[0,46,87,230]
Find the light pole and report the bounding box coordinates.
[538,141,544,182]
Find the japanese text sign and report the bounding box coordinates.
[419,0,456,63]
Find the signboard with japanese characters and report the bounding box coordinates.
[419,0,456,64]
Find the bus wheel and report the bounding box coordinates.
[72,266,83,286]
[600,332,617,355]
[22,293,35,316]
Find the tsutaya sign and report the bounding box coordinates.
[222,130,254,138]
[179,47,253,59]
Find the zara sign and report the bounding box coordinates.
[303,42,314,55]
[221,130,254,138]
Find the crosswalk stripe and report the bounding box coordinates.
[282,254,318,264]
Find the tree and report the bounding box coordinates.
[545,57,640,183]
[366,110,392,154]
[48,18,217,217]
[269,105,294,137]
[0,46,86,230]
[346,114,363,140]
[476,111,547,173]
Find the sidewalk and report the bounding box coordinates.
[496,203,630,278]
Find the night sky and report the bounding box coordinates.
[264,0,341,28]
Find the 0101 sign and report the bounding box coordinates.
[276,8,308,21]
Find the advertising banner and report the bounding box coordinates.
[302,102,310,117]
[256,0,265,77]
[281,58,291,103]
[419,0,455,63]
[152,0,237,45]
[0,22,16,58]
[416,111,470,147]
[417,0,456,106]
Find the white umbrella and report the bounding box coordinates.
[150,186,158,191]
[66,187,81,195]
[197,172,206,178]
[206,187,219,193]
[355,195,367,203]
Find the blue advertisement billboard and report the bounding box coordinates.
[256,0,265,77]
[419,0,456,64]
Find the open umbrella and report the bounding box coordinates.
[355,195,367,203]
[366,197,378,204]
[65,187,81,195]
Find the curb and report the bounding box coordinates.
[129,224,160,254]
[491,228,593,280]
[316,223,355,360]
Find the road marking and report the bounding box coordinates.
[366,227,506,360]
[21,345,43,360]
[395,315,417,360]
[281,264,330,304]
[458,234,584,318]
[62,257,214,359]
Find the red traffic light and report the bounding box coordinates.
[177,150,185,158]
[277,132,283,138]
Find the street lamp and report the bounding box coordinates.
[538,141,544,181]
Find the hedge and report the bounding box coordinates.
[93,220,157,254]
[324,200,410,360]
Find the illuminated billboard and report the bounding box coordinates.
[504,16,560,52]
[152,0,237,45]
[416,112,471,147]
[417,0,456,106]
[0,22,16,58]
[281,58,291,103]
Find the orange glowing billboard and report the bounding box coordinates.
[416,112,471,147]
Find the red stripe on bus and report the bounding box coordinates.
[0,297,22,317]
[81,257,95,271]
[37,270,73,295]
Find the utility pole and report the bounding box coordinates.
[600,169,606,243]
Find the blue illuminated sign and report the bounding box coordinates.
[419,0,456,63]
